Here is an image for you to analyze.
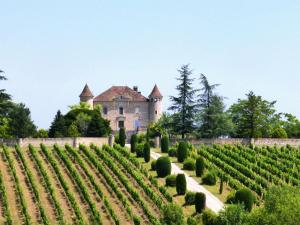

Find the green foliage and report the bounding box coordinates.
[217,204,247,225]
[130,134,138,153]
[177,141,188,163]
[151,160,157,171]
[87,112,111,137]
[176,174,187,195]
[169,64,197,139]
[161,135,169,153]
[195,192,206,213]
[34,129,49,138]
[183,158,196,170]
[135,143,144,157]
[271,127,288,138]
[168,147,177,157]
[66,122,80,137]
[165,175,177,187]
[229,91,276,138]
[143,142,151,163]
[202,209,218,225]
[185,192,196,205]
[196,156,205,177]
[234,188,254,212]
[156,156,171,178]
[161,203,185,225]
[119,128,126,147]
[49,110,67,138]
[202,171,217,185]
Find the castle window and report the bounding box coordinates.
[135,107,140,114]
[155,110,158,115]
[103,107,108,115]
[119,107,124,115]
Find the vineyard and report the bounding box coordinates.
[191,144,300,199]
[0,144,171,225]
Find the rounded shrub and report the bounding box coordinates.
[143,142,151,163]
[151,160,157,171]
[183,158,195,170]
[156,156,171,178]
[195,157,205,177]
[195,192,206,213]
[177,141,188,163]
[272,127,288,138]
[161,135,169,153]
[136,143,144,157]
[176,174,187,195]
[168,147,177,157]
[130,134,138,153]
[119,128,126,147]
[161,203,184,225]
[201,209,217,225]
[165,175,176,187]
[202,171,217,185]
[226,191,237,204]
[185,192,196,205]
[234,188,254,211]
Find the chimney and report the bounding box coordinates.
[133,86,138,92]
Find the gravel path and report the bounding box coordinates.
[151,151,224,213]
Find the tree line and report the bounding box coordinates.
[152,64,300,139]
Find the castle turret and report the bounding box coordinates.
[79,84,94,109]
[149,84,163,122]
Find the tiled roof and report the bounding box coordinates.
[149,84,163,98]
[94,86,148,102]
[79,84,94,97]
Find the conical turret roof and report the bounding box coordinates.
[79,84,94,98]
[149,84,163,98]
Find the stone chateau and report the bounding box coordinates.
[79,84,163,134]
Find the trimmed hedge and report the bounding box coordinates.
[234,188,254,211]
[130,134,138,153]
[136,143,144,157]
[161,135,169,153]
[183,158,195,170]
[202,171,217,185]
[195,192,206,213]
[168,147,177,157]
[165,175,176,187]
[119,128,126,147]
[185,192,196,205]
[176,174,187,195]
[177,142,188,163]
[196,157,205,177]
[156,156,171,178]
[143,142,151,163]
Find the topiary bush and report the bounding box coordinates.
[143,142,150,163]
[201,209,217,225]
[177,141,188,163]
[226,191,236,204]
[165,175,176,187]
[119,128,126,147]
[130,134,138,153]
[151,160,157,171]
[168,147,177,157]
[183,158,196,170]
[161,135,169,153]
[195,192,206,213]
[234,188,254,211]
[161,203,184,225]
[185,192,196,205]
[202,171,217,185]
[176,174,187,195]
[196,157,205,177]
[136,143,144,157]
[156,156,171,178]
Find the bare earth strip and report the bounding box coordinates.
[37,148,79,224]
[151,151,224,213]
[12,151,42,224]
[23,148,58,224]
[0,151,22,225]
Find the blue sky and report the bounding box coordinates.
[1,0,299,129]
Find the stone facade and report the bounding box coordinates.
[79,84,163,133]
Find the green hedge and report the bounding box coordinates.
[185,192,196,205]
[177,142,188,163]
[161,135,169,153]
[202,171,217,185]
[176,174,187,195]
[165,175,176,187]
[130,134,138,153]
[156,156,171,178]
[196,157,205,177]
[183,158,196,170]
[143,142,151,163]
[195,192,206,213]
[234,188,254,211]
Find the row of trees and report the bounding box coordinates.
[152,64,300,139]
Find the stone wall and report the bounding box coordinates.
[1,137,109,148]
[170,138,300,147]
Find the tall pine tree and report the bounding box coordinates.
[49,110,67,137]
[169,65,197,139]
